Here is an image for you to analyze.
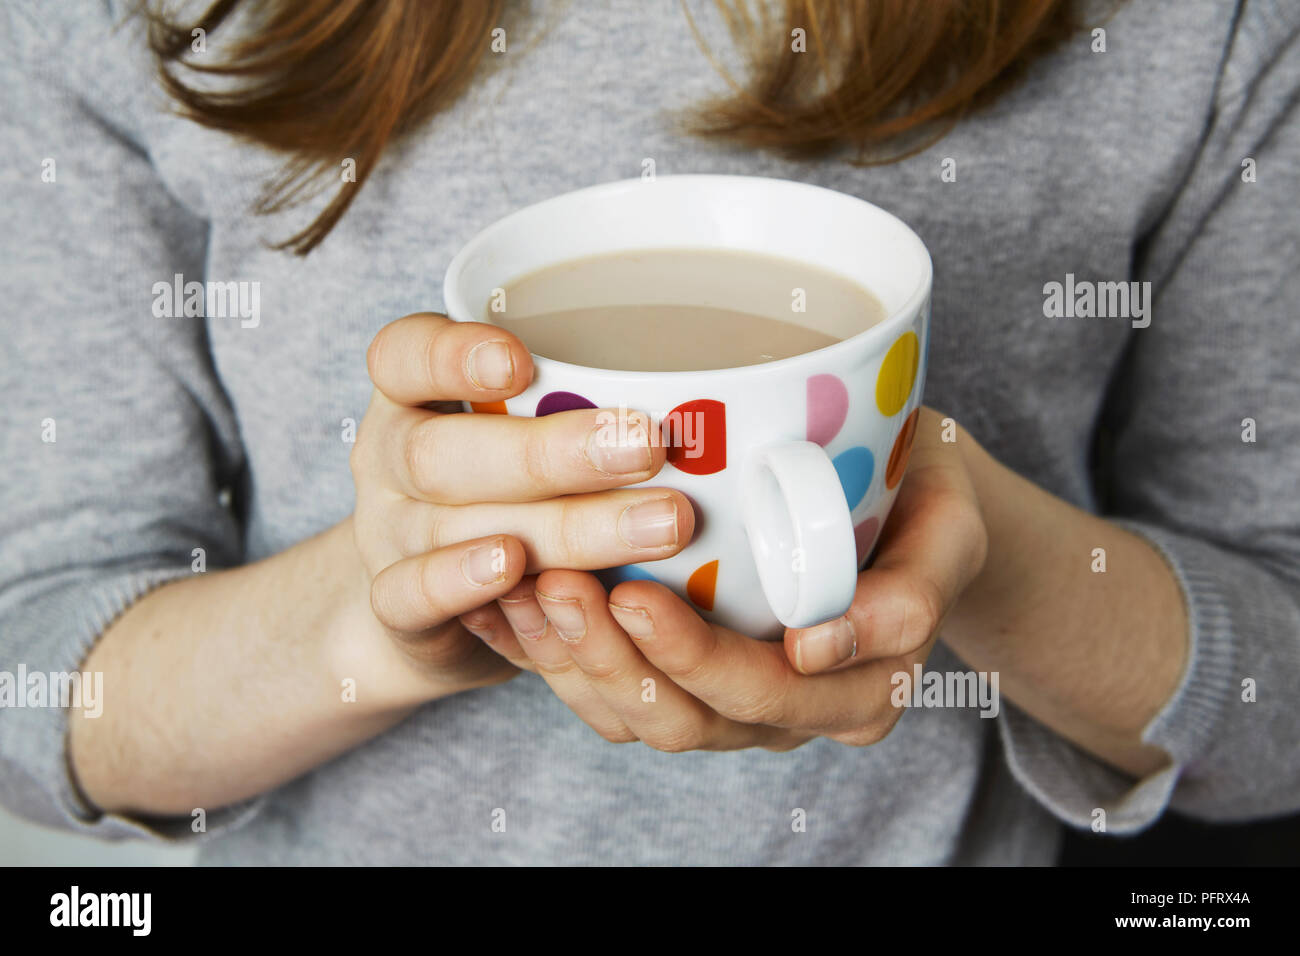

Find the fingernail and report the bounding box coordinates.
[498,594,547,640]
[609,603,654,639]
[461,613,496,642]
[466,340,514,390]
[617,497,678,549]
[796,616,858,673]
[586,416,653,475]
[536,592,586,642]
[461,539,506,587]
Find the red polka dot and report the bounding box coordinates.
[664,399,725,475]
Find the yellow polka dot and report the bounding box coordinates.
[876,332,919,417]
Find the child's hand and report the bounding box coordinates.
[460,407,987,751]
[348,312,695,699]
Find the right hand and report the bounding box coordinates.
[347,312,695,702]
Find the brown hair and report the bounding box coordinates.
[144,0,1076,255]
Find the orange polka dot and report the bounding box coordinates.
[686,560,719,611]
[470,400,508,414]
[886,407,920,489]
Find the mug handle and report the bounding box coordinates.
[740,440,859,630]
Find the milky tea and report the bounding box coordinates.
[484,248,888,371]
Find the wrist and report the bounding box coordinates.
[942,423,1031,642]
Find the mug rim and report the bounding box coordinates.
[442,174,933,381]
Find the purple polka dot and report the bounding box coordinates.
[854,517,881,568]
[806,373,849,446]
[536,391,596,416]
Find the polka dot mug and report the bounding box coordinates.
[444,175,931,640]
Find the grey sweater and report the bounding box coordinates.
[1,0,1298,865]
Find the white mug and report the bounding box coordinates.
[444,175,932,640]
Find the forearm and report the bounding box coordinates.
[68,519,447,816]
[940,430,1189,778]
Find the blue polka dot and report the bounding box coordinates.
[597,564,661,590]
[833,446,874,510]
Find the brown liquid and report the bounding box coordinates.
[485,249,887,372]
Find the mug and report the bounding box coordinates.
[443,174,932,640]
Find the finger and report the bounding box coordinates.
[390,406,665,503]
[534,570,795,752]
[785,442,986,674]
[607,580,901,736]
[458,601,535,673]
[367,312,535,405]
[369,534,525,633]
[495,577,637,744]
[392,488,694,570]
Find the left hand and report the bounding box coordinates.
[458,406,989,751]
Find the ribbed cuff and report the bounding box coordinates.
[996,518,1237,834]
[0,565,267,844]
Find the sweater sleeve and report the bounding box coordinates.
[0,1,264,841]
[997,1,1300,833]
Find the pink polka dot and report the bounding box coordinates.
[806,374,849,446]
[854,516,881,567]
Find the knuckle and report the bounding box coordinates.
[644,725,703,754]
[422,323,450,395]
[658,628,725,686]
[533,657,581,679]
[717,651,793,726]
[501,654,536,675]
[945,490,988,563]
[961,509,990,574]
[873,712,904,742]
[550,496,591,565]
[402,419,441,498]
[727,691,786,727]
[369,579,400,630]
[662,651,712,689]
[832,723,889,748]
[411,506,444,556]
[351,500,384,556]
[349,409,383,483]
[348,436,366,482]
[899,576,945,651]
[575,657,622,683]
[420,630,483,672]
[519,425,555,493]
[838,704,906,747]
[414,554,448,622]
[365,328,392,386]
[601,726,639,745]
